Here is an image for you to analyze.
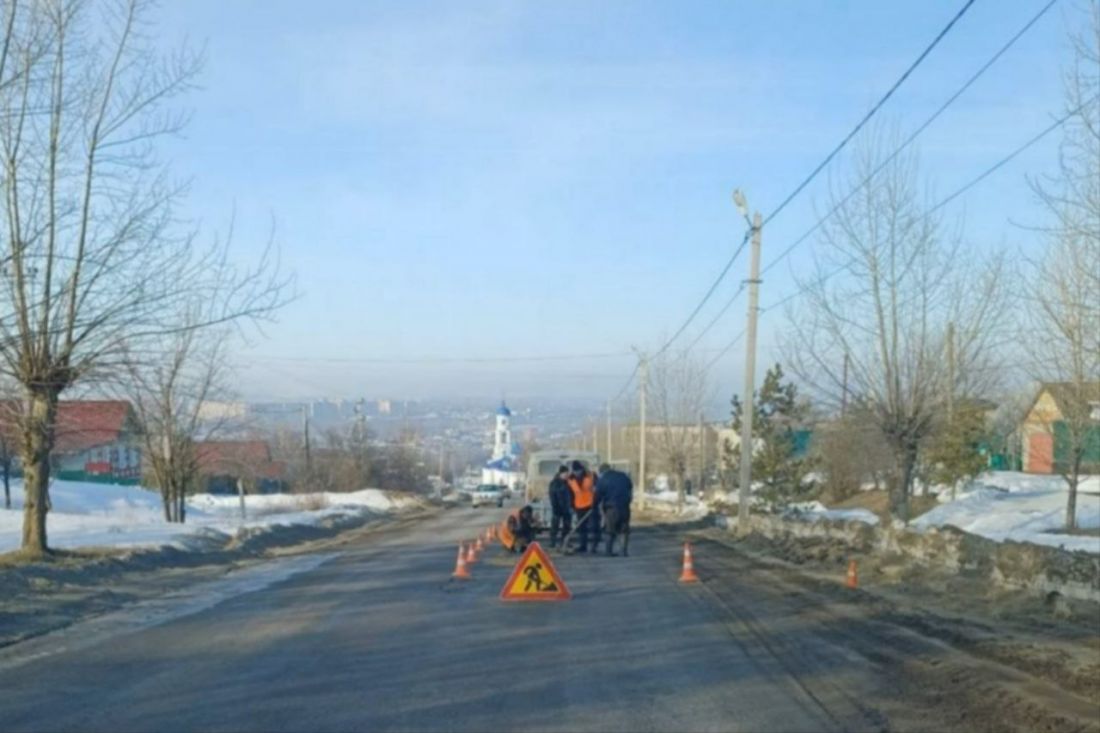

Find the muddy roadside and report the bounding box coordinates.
[0,506,438,649]
[690,523,1100,711]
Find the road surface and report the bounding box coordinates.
[0,506,1092,732]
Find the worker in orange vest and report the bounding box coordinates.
[566,460,596,553]
[500,505,539,553]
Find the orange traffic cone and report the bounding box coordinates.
[679,542,699,583]
[475,536,484,553]
[452,543,471,579]
[846,559,858,589]
[466,542,478,564]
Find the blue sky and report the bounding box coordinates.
[152,0,1075,408]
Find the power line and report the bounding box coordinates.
[611,362,640,404]
[253,351,635,365]
[704,327,746,372]
[760,0,1061,277]
[686,281,747,353]
[762,0,978,226]
[758,93,1097,315]
[652,231,750,358]
[630,0,978,370]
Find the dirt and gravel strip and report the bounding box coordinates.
[0,507,436,648]
[682,524,1100,733]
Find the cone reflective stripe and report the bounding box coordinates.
[846,559,858,589]
[452,543,471,579]
[679,542,699,583]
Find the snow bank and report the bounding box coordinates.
[0,480,423,554]
[913,472,1100,554]
[786,501,881,526]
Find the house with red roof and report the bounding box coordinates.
[53,401,143,484]
[0,400,143,484]
[0,396,141,482]
[194,440,286,494]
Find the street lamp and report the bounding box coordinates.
[732,189,749,220]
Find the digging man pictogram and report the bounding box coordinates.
[523,562,558,593]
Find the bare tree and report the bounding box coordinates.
[122,322,232,524]
[649,350,707,512]
[813,407,895,503]
[0,0,287,555]
[783,130,1008,522]
[1023,1,1100,530]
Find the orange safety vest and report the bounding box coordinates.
[499,511,518,550]
[567,473,594,510]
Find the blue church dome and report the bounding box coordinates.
[496,401,511,417]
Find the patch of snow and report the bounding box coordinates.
[785,501,880,526]
[0,480,422,554]
[913,471,1100,554]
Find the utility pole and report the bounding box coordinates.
[735,190,762,534]
[606,401,613,463]
[946,321,956,421]
[592,423,598,457]
[638,352,648,511]
[697,411,706,497]
[302,404,313,477]
[841,352,850,417]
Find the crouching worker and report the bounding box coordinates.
[595,463,632,556]
[501,505,539,553]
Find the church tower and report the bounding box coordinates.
[492,402,512,460]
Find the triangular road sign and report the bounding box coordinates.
[500,542,572,602]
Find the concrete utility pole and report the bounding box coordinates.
[734,190,762,534]
[302,404,312,476]
[698,411,706,496]
[638,352,648,511]
[592,423,598,457]
[606,401,613,463]
[946,321,956,421]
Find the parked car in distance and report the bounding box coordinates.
[470,484,506,508]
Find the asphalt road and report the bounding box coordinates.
[0,506,1001,732]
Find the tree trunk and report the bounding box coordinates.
[161,483,173,522]
[20,390,59,556]
[3,461,10,509]
[892,443,916,525]
[1065,456,1080,531]
[177,482,186,525]
[677,470,685,514]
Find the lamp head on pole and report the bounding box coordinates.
[732,189,748,218]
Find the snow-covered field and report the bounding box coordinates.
[913,472,1100,554]
[0,480,424,554]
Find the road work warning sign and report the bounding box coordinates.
[500,542,571,602]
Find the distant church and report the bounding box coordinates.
[481,402,524,490]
